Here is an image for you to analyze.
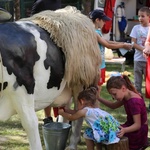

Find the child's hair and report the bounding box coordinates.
[78,86,97,105]
[106,75,139,94]
[139,7,150,16]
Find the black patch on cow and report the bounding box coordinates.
[36,27,65,89]
[0,22,65,94]
[0,82,8,91]
[0,22,39,94]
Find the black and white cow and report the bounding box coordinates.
[0,9,99,150]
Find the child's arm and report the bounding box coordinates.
[131,37,144,51]
[96,33,132,50]
[64,108,77,114]
[98,97,123,109]
[117,114,141,138]
[58,108,86,121]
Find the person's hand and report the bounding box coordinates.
[143,47,150,58]
[117,126,125,138]
[143,53,149,59]
[143,47,150,54]
[58,108,64,115]
[123,43,132,50]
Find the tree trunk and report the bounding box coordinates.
[82,0,93,16]
[103,136,129,150]
[14,0,20,20]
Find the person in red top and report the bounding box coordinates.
[143,27,150,110]
[98,75,148,150]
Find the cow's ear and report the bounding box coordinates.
[0,8,12,23]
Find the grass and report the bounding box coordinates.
[0,62,150,150]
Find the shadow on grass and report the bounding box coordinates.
[0,120,22,129]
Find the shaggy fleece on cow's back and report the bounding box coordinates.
[23,6,101,87]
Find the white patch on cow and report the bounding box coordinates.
[31,29,66,104]
[16,20,33,27]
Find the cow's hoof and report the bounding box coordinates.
[65,146,76,150]
[43,117,53,125]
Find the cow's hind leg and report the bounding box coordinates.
[66,85,84,150]
[66,118,83,150]
[12,93,42,150]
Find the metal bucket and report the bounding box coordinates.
[42,122,71,150]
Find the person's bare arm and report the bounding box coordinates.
[96,33,132,50]
[143,28,150,56]
[117,114,141,138]
[58,108,86,121]
[131,37,144,51]
[107,40,123,44]
[98,97,123,109]
[64,108,77,114]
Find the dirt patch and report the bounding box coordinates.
[0,135,9,144]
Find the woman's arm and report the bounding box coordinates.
[98,97,123,109]
[117,114,141,138]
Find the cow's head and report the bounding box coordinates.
[0,8,12,23]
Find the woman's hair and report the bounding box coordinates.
[106,75,139,94]
[78,86,97,105]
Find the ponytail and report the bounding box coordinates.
[122,75,139,94]
[106,75,139,94]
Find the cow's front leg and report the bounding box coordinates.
[21,107,42,150]
[12,94,42,150]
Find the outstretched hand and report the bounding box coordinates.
[123,43,132,50]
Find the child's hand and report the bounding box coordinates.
[117,126,125,138]
[58,108,64,115]
[123,43,132,50]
